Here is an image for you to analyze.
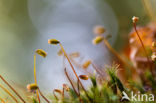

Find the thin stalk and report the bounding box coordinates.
[38,88,50,103]
[60,44,90,102]
[34,54,40,103]
[103,38,137,74]
[0,97,6,103]
[91,63,105,77]
[0,75,25,103]
[34,54,37,85]
[133,23,152,70]
[62,88,64,99]
[64,68,84,103]
[103,38,126,65]
[53,91,58,101]
[70,57,82,68]
[77,79,80,96]
[64,68,79,96]
[53,89,62,101]
[0,84,18,103]
[59,44,86,91]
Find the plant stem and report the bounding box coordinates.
[133,23,152,70]
[64,68,84,103]
[0,84,18,103]
[91,63,105,77]
[64,68,79,96]
[62,88,64,100]
[34,54,40,103]
[103,38,125,65]
[61,44,92,102]
[102,37,137,77]
[59,44,86,91]
[34,54,37,85]
[38,88,50,103]
[77,79,80,96]
[0,97,6,103]
[53,91,58,101]
[0,75,25,103]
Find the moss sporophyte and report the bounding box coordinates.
[0,16,156,103]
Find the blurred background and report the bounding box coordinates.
[0,0,154,96]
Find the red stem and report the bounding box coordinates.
[64,68,79,96]
[59,44,86,92]
[64,68,84,103]
[53,91,58,101]
[133,23,152,70]
[77,79,80,96]
[0,75,25,103]
[38,88,50,103]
